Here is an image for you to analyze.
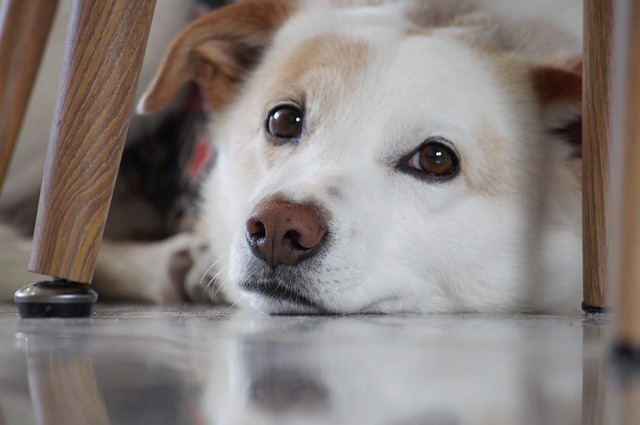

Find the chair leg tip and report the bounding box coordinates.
[14,280,98,318]
[582,302,611,315]
[16,302,95,318]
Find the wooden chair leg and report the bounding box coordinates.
[14,0,156,318]
[583,0,613,313]
[0,0,59,192]
[613,0,640,358]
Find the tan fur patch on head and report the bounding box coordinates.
[254,34,369,167]
[407,1,478,28]
[261,33,370,120]
[439,11,581,67]
[465,121,508,196]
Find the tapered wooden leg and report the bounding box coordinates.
[29,0,156,281]
[0,0,59,192]
[612,0,640,358]
[15,0,156,317]
[582,0,613,312]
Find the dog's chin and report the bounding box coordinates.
[232,252,332,314]
[243,292,326,315]
[243,287,407,315]
[233,257,407,315]
[239,281,329,314]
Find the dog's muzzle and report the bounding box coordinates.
[245,198,328,267]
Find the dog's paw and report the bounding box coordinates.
[175,240,231,305]
[93,233,226,304]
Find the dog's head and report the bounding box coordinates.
[139,0,582,314]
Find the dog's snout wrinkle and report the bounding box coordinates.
[246,199,328,266]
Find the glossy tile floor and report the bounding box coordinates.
[0,303,637,425]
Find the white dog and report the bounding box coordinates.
[136,0,583,314]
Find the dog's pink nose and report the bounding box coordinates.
[246,199,328,266]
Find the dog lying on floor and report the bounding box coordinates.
[136,0,583,314]
[1,0,583,314]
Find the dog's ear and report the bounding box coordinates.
[137,0,297,114]
[531,63,582,184]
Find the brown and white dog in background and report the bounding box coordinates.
[0,0,231,303]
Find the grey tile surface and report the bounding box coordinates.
[0,304,636,425]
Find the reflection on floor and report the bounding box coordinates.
[0,303,637,425]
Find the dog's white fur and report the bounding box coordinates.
[138,0,584,314]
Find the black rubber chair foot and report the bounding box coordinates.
[14,280,98,318]
[581,302,610,315]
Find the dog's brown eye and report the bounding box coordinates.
[407,140,459,179]
[267,105,303,140]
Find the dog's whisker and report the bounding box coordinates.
[198,267,214,288]
[225,294,244,311]
[209,266,231,298]
[198,250,230,289]
[205,267,229,298]
[199,261,221,289]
